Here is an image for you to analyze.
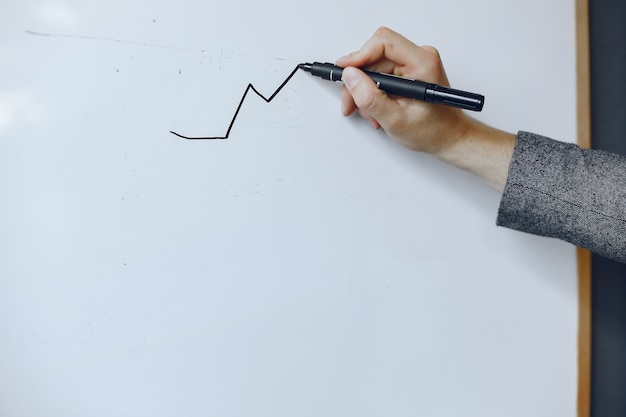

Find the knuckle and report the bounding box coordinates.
[418,46,446,80]
[421,46,442,68]
[422,45,441,59]
[374,26,392,38]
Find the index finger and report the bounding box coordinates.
[336,27,432,76]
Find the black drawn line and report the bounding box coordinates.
[26,29,304,140]
[169,65,302,140]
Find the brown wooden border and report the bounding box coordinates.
[577,247,592,417]
[576,0,592,416]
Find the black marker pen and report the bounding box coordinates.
[298,62,484,112]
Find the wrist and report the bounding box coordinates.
[434,119,516,192]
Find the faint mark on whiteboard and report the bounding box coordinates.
[26,30,208,53]
[25,30,295,62]
[169,65,301,140]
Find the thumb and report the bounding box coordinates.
[342,67,400,127]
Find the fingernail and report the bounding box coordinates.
[342,67,359,91]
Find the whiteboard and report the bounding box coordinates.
[1,1,577,416]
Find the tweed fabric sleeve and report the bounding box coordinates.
[496,131,626,263]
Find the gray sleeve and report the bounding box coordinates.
[496,131,626,263]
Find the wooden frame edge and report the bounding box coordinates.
[576,0,592,416]
[577,248,592,417]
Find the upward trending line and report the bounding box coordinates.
[170,64,303,140]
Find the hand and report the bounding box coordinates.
[337,27,516,192]
[337,27,471,156]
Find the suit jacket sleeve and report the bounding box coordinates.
[496,131,626,263]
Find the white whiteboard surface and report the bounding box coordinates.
[1,1,577,416]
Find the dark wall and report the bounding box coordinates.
[588,0,626,416]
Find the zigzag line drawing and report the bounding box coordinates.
[170,65,302,140]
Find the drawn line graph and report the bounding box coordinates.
[26,30,304,141]
[170,65,302,140]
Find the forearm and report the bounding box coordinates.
[339,27,626,263]
[433,118,516,193]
